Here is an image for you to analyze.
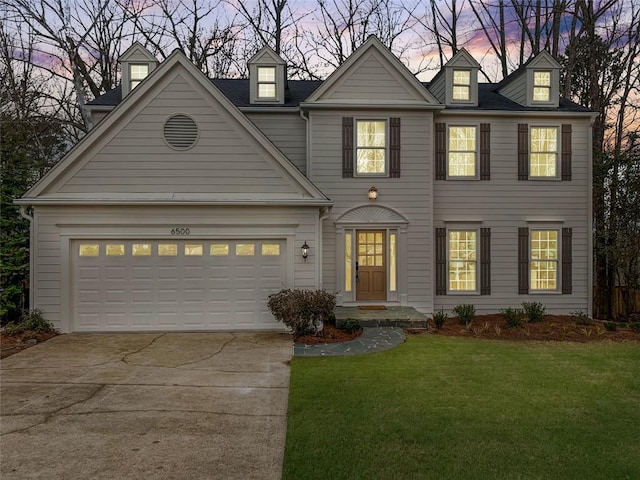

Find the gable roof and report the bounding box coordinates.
[429,48,481,85]
[20,50,329,205]
[119,41,157,63]
[303,36,440,106]
[495,50,560,90]
[248,45,285,65]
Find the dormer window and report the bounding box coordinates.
[452,70,471,101]
[257,66,277,99]
[130,64,149,90]
[533,71,551,102]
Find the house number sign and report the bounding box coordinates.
[170,227,191,235]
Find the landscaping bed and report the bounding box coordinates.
[418,313,640,343]
[294,323,362,344]
[0,330,59,359]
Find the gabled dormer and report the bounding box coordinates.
[120,42,158,98]
[429,49,480,107]
[497,50,560,108]
[249,46,286,105]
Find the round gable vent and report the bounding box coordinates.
[163,114,198,150]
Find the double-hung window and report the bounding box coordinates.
[448,230,477,292]
[257,66,276,99]
[356,120,387,175]
[448,126,477,177]
[452,70,471,101]
[533,71,551,102]
[530,127,558,177]
[530,229,558,291]
[130,64,149,90]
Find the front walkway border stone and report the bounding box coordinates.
[293,327,405,357]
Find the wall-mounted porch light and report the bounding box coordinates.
[368,186,378,200]
[301,241,310,261]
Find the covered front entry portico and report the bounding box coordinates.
[334,205,409,306]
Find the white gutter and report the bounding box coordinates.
[15,198,333,207]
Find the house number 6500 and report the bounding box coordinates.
[170,227,191,235]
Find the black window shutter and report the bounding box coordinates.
[562,228,572,294]
[435,123,446,180]
[342,117,354,178]
[480,123,491,180]
[480,228,491,295]
[389,117,401,178]
[518,124,529,180]
[436,228,447,295]
[518,227,529,294]
[561,124,572,181]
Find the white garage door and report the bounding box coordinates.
[72,239,286,331]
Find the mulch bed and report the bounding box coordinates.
[409,314,640,343]
[1,331,59,359]
[295,323,363,344]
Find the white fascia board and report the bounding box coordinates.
[437,110,597,118]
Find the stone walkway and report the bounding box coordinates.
[293,327,405,357]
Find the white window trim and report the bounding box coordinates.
[529,227,561,293]
[446,228,479,294]
[129,63,149,91]
[532,70,552,104]
[354,118,389,177]
[446,124,479,180]
[257,66,277,99]
[451,69,472,103]
[529,125,560,180]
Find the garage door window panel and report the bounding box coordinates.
[79,244,100,256]
[159,244,178,256]
[236,244,255,256]
[185,244,203,256]
[262,244,280,255]
[132,244,151,256]
[210,244,229,256]
[106,244,125,256]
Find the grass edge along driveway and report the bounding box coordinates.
[283,336,640,480]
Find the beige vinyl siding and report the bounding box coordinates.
[434,114,591,314]
[247,112,307,174]
[428,76,445,103]
[309,110,433,311]
[324,53,423,101]
[31,205,320,332]
[55,75,300,196]
[499,75,527,105]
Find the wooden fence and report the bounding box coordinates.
[594,286,640,319]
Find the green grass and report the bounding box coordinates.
[283,337,640,480]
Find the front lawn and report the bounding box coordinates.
[283,336,640,480]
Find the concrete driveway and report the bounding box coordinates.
[1,332,292,480]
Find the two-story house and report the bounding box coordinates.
[17,37,596,333]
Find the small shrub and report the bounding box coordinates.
[570,310,594,325]
[628,313,640,323]
[501,307,526,328]
[631,322,640,333]
[432,310,448,330]
[493,325,502,336]
[267,289,336,336]
[340,318,361,333]
[595,325,606,336]
[3,309,54,336]
[604,321,617,332]
[522,302,546,323]
[453,304,475,326]
[580,327,593,337]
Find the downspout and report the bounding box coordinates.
[318,206,332,288]
[299,107,311,177]
[588,114,597,318]
[19,206,34,312]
